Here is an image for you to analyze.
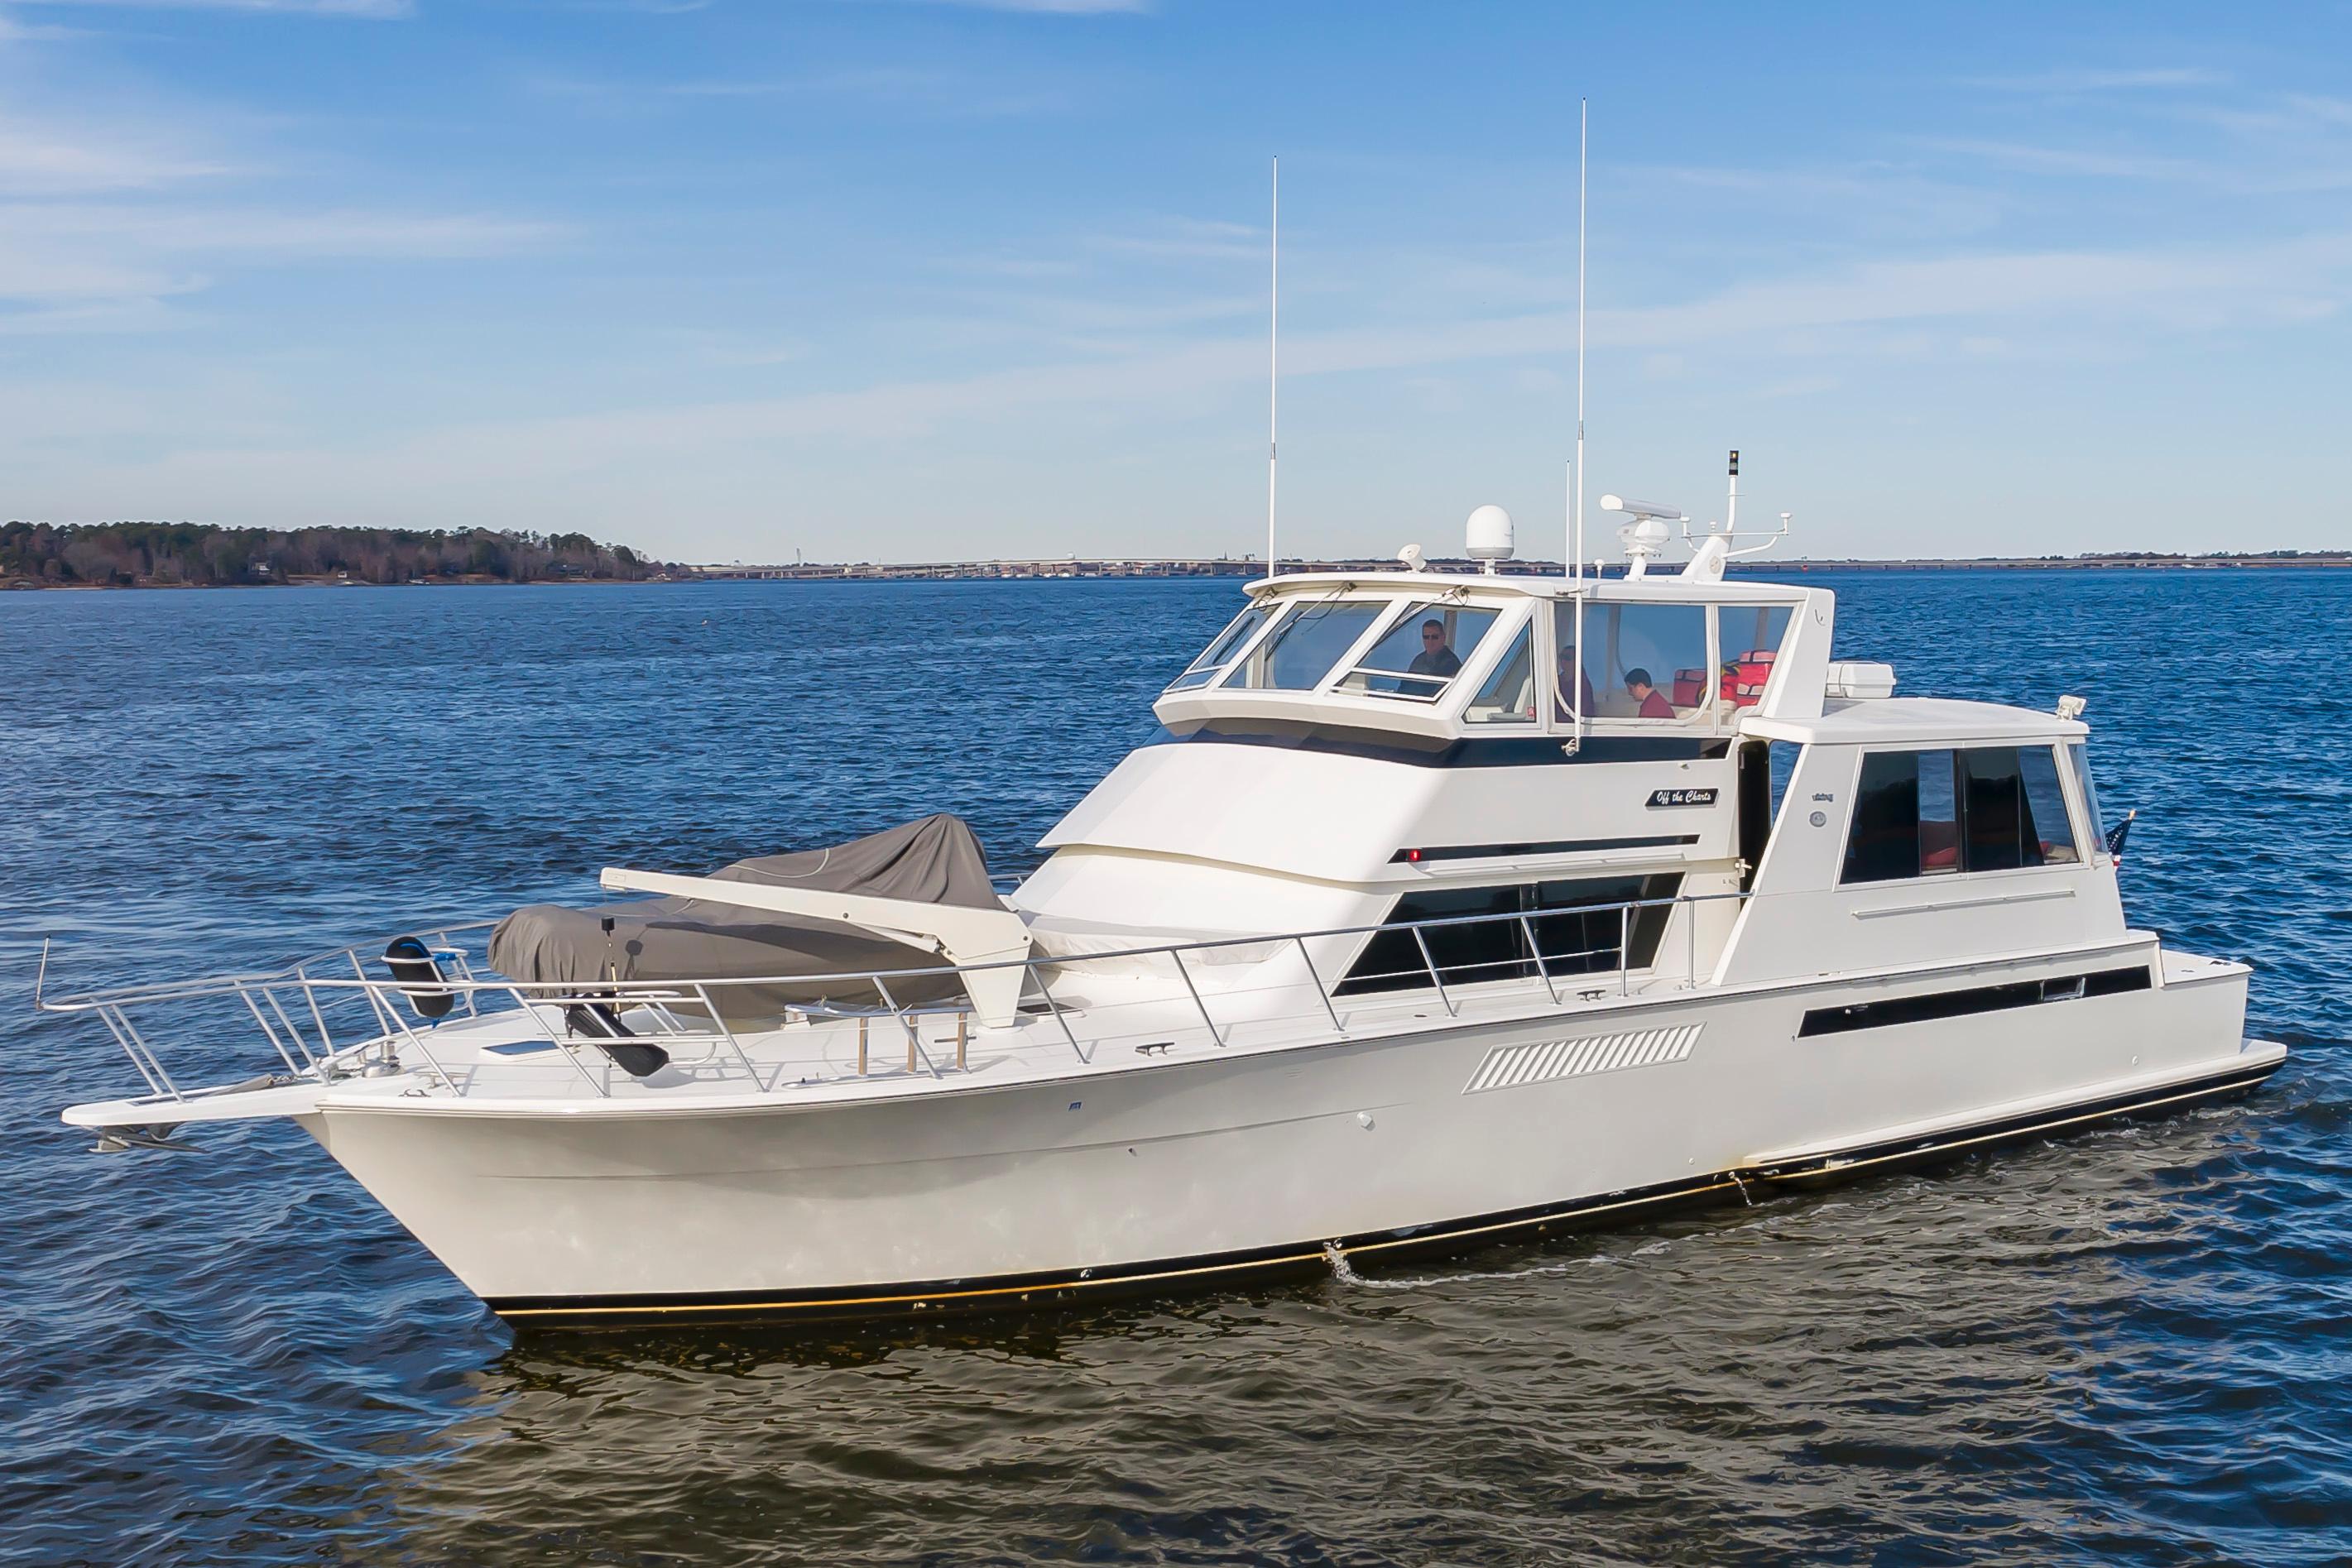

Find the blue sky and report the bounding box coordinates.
[3,1,2349,563]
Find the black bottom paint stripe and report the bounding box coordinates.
[488,1057,2280,1329]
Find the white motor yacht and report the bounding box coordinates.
[46,499,2283,1328]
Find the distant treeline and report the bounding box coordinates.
[1,521,665,587]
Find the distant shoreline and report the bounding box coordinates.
[10,551,2347,591]
[670,551,2352,583]
[2,575,672,592]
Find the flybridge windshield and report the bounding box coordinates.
[1168,591,1519,702]
[1222,599,1387,690]
[1164,602,1279,692]
[1333,600,1503,702]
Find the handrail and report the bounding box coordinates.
[36,894,1749,1014]
[41,890,1752,1110]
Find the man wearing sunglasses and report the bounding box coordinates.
[1405,617,1461,679]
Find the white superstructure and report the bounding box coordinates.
[45,510,2282,1328]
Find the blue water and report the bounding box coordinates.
[2,572,2346,1565]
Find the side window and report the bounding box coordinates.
[1918,749,1960,872]
[1529,875,1681,976]
[1719,605,1793,708]
[1582,604,1709,722]
[1845,751,1927,883]
[1960,747,2035,871]
[1463,623,1537,725]
[1846,746,2081,884]
[1336,875,1682,995]
[1552,602,1591,722]
[2065,742,2106,852]
[2018,746,2081,865]
[1338,885,1522,994]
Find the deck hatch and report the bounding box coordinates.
[1464,1023,1702,1094]
[1797,965,2152,1038]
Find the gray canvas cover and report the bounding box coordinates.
[489,813,1001,1021]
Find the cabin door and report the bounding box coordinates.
[1736,741,1773,891]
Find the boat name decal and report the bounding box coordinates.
[1646,788,1718,808]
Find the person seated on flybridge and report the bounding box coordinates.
[1553,645,1600,722]
[1407,619,1461,679]
[1623,669,1676,718]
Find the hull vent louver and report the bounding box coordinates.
[1463,1024,1702,1095]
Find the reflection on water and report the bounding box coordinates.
[2,573,2347,1564]
[358,1107,2326,1565]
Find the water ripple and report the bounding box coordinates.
[2,572,2347,1565]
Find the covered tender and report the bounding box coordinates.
[489,814,1005,1023]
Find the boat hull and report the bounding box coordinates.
[302,947,2278,1329]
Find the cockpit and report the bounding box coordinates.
[1155,574,1831,740]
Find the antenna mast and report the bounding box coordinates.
[1266,156,1279,581]
[1572,98,1587,582]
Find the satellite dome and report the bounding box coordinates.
[1465,505,1514,563]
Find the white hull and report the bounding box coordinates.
[302,944,2273,1325]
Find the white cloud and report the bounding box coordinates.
[47,229,2345,492]
[0,115,234,193]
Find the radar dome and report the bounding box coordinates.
[1465,505,1514,564]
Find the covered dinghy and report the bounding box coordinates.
[489,815,1010,1024]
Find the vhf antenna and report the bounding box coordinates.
[1570,98,1587,583]
[1265,156,1279,581]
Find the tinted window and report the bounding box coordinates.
[1845,751,1927,883]
[1846,746,2082,883]
[1529,876,1679,978]
[1225,599,1385,690]
[1337,875,1682,995]
[2019,746,2081,865]
[1961,748,2036,872]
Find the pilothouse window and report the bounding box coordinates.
[1334,600,1502,702]
[1223,599,1386,691]
[1719,605,1793,709]
[1581,604,1711,722]
[1464,624,1538,725]
[1164,602,1279,692]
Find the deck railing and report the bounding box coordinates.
[38,889,1751,1106]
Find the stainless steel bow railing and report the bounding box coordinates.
[39,889,1752,1106]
